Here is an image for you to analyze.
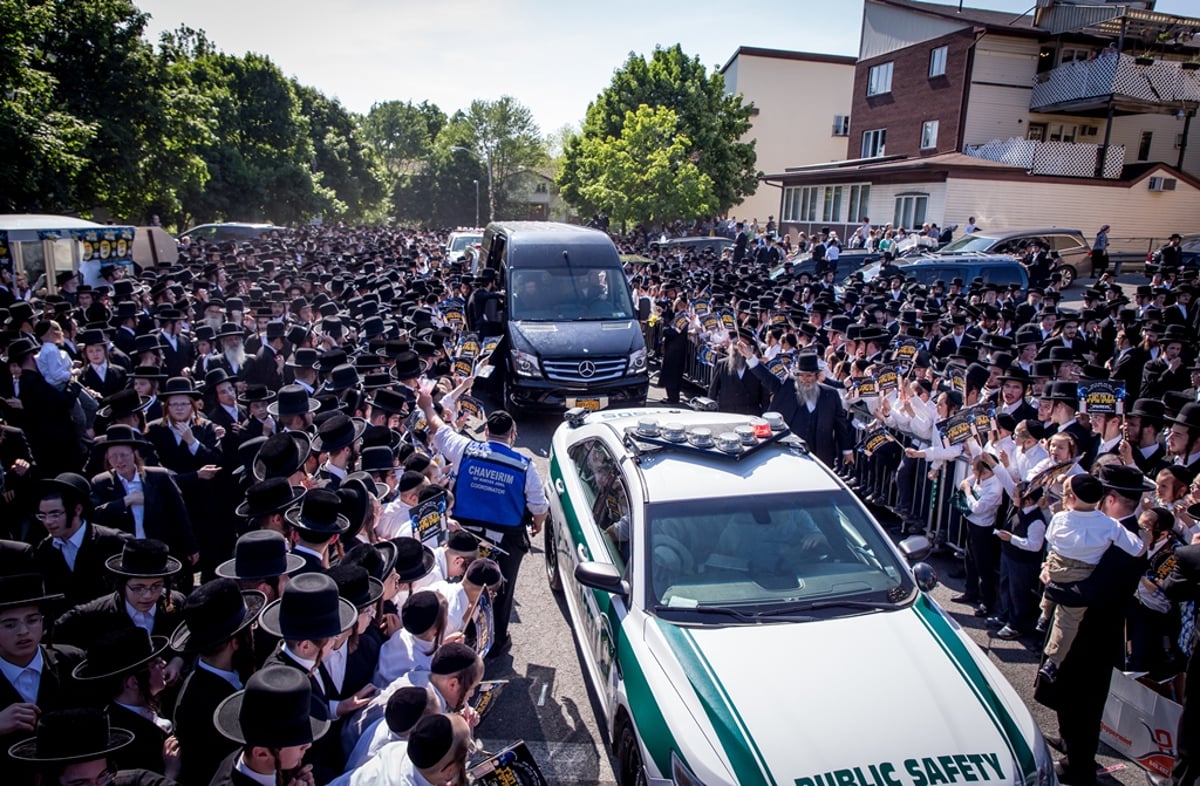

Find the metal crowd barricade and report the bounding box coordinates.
[847,416,967,556]
[683,334,713,391]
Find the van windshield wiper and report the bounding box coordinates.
[795,597,908,612]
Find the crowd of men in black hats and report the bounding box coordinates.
[0,221,1199,785]
[0,225,552,786]
[617,227,1200,786]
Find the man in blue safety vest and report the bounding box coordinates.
[415,388,548,658]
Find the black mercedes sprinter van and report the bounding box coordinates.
[476,221,648,411]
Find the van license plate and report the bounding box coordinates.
[568,397,607,411]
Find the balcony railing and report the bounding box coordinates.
[1030,53,1200,113]
[964,137,1125,179]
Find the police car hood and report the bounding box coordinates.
[647,597,1039,786]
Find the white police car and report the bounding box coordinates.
[544,408,1054,786]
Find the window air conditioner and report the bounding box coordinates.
[1149,176,1178,191]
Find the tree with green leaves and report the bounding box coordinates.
[361,100,445,206]
[295,83,386,223]
[575,105,716,229]
[442,96,547,222]
[559,44,757,222]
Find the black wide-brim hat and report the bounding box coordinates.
[392,537,437,583]
[1169,402,1200,430]
[311,414,367,454]
[169,581,267,653]
[253,431,313,481]
[1096,463,1156,494]
[0,573,64,612]
[95,424,152,451]
[105,538,182,578]
[257,573,357,640]
[8,709,134,764]
[237,384,278,406]
[73,628,170,681]
[234,478,307,519]
[213,666,330,748]
[268,385,321,417]
[160,377,204,400]
[97,388,152,419]
[284,487,351,535]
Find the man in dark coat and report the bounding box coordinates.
[32,473,130,614]
[0,574,86,771]
[708,343,768,416]
[742,346,852,468]
[658,306,689,405]
[242,322,286,392]
[4,338,83,477]
[1041,546,1146,785]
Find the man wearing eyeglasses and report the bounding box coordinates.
[0,574,85,773]
[31,474,129,615]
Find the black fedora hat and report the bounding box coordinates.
[0,573,64,611]
[215,321,244,339]
[328,563,384,610]
[237,384,277,407]
[312,413,367,454]
[5,338,37,364]
[287,347,320,370]
[234,477,306,519]
[96,423,151,450]
[77,328,108,347]
[8,708,134,764]
[340,541,399,583]
[268,384,321,418]
[258,572,356,640]
[169,578,267,653]
[1042,380,1081,403]
[1128,398,1166,424]
[390,351,425,381]
[284,488,350,535]
[133,334,167,354]
[1096,463,1155,494]
[201,367,234,390]
[73,627,170,681]
[129,364,168,382]
[358,445,396,474]
[216,529,305,581]
[97,388,152,419]
[252,431,312,481]
[1169,402,1200,430]
[213,666,330,747]
[160,376,203,400]
[322,363,361,393]
[38,472,92,508]
[392,537,436,583]
[105,538,181,578]
[997,366,1031,385]
[316,348,348,372]
[370,388,411,416]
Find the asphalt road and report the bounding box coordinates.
[473,272,1154,786]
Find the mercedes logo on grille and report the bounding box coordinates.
[577,360,597,378]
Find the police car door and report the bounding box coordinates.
[565,439,631,718]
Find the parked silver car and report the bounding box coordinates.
[933,228,1091,287]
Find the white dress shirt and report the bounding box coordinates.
[118,472,146,538]
[53,522,89,571]
[125,600,156,635]
[0,647,43,703]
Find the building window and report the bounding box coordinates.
[861,128,887,158]
[920,120,939,150]
[822,186,844,223]
[929,46,948,78]
[1048,123,1077,143]
[782,186,820,223]
[894,193,929,230]
[1060,47,1093,65]
[1138,131,1153,161]
[847,184,870,224]
[832,115,851,136]
[867,62,893,96]
[1027,123,1047,142]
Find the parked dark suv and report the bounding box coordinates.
[848,254,1030,291]
[178,223,288,243]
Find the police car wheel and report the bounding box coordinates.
[545,522,562,593]
[615,717,647,786]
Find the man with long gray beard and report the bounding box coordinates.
[739,344,853,468]
[211,322,249,380]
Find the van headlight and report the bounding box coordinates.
[628,347,647,373]
[672,751,710,786]
[510,349,540,378]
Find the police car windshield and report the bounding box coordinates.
[646,491,912,612]
[509,266,636,321]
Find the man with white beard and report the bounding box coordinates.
[740,344,853,468]
[210,322,248,379]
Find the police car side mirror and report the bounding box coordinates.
[575,562,629,597]
[911,562,938,593]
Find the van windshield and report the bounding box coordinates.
[509,267,636,321]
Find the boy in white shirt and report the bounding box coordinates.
[1037,474,1147,682]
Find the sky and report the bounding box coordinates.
[138,0,1198,138]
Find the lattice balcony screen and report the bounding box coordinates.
[1031,53,1200,110]
[964,137,1125,178]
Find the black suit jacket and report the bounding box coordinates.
[159,334,195,378]
[242,345,283,392]
[707,363,768,416]
[80,363,128,398]
[1110,346,1148,402]
[90,467,198,561]
[51,590,187,650]
[207,751,259,786]
[0,644,85,769]
[107,701,168,775]
[750,365,850,467]
[12,368,82,476]
[174,666,241,786]
[34,521,130,613]
[144,419,223,478]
